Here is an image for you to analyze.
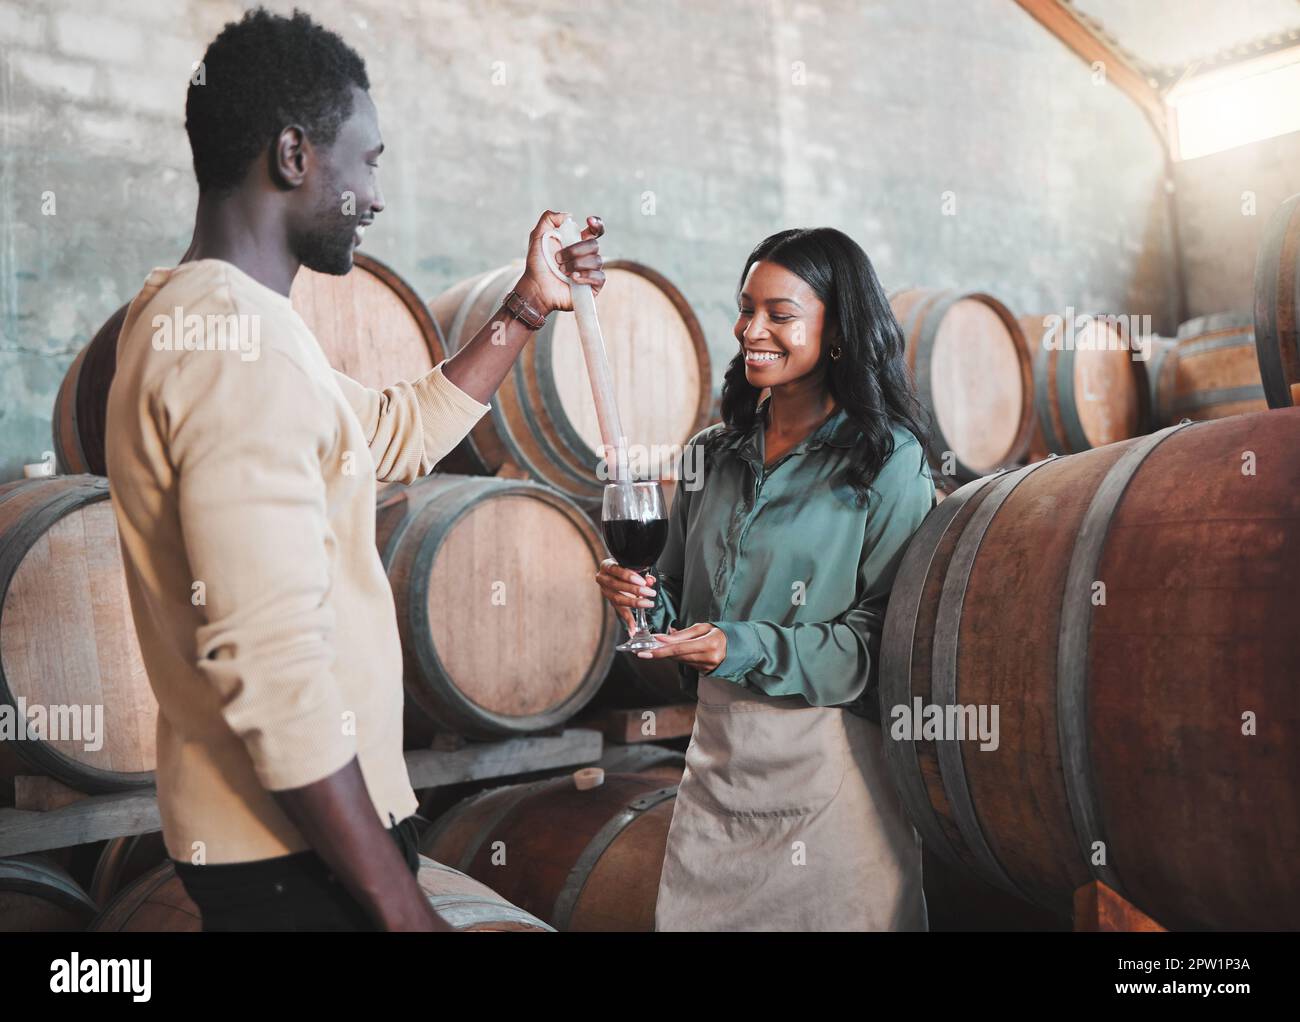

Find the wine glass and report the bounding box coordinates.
[601,481,669,652]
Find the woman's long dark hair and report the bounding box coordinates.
[703,227,932,506]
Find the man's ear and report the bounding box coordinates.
[272,125,309,189]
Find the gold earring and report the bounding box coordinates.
[830,344,842,361]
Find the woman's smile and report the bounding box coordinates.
[744,348,787,367]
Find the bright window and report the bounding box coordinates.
[1168,50,1300,160]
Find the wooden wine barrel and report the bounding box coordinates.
[422,772,678,931]
[880,408,1300,931]
[597,648,692,708]
[0,476,155,792]
[89,831,168,905]
[90,856,551,931]
[50,253,441,478]
[376,474,615,740]
[89,861,200,932]
[921,846,1068,932]
[1140,335,1178,427]
[890,289,1033,482]
[1253,192,1300,408]
[1016,313,1149,457]
[416,857,554,931]
[1146,313,1267,426]
[53,303,128,475]
[0,856,98,932]
[430,261,711,506]
[288,251,447,388]
[596,743,686,785]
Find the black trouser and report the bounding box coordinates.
[173,813,424,932]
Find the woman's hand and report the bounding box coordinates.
[513,210,606,315]
[636,621,727,674]
[594,557,656,633]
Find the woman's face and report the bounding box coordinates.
[733,259,830,388]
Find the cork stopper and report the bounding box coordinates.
[573,767,605,790]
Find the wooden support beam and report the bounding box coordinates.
[14,775,93,813]
[0,790,161,858]
[582,704,696,744]
[1013,0,1168,141]
[403,727,601,789]
[0,728,602,858]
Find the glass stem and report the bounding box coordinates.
[632,564,654,637]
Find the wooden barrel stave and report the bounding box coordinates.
[891,288,1033,481]
[1141,335,1178,428]
[51,253,439,478]
[376,474,615,740]
[432,264,597,495]
[1149,312,1266,425]
[541,261,710,479]
[89,831,169,905]
[431,261,711,505]
[1017,313,1148,456]
[90,860,201,932]
[881,409,1300,929]
[1252,192,1300,408]
[947,452,1127,910]
[427,266,519,476]
[880,471,1011,877]
[416,858,554,931]
[89,856,545,931]
[52,343,91,475]
[921,845,1069,931]
[560,789,675,931]
[53,303,129,476]
[421,773,677,931]
[0,476,155,792]
[289,252,447,387]
[1085,413,1297,929]
[0,855,98,932]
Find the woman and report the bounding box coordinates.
[594,227,936,931]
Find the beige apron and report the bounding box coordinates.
[654,673,928,931]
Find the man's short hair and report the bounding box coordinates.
[185,7,370,194]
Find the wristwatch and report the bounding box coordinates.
[502,288,548,330]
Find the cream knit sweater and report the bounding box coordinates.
[105,259,490,864]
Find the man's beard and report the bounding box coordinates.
[292,197,357,276]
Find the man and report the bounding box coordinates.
[104,7,604,931]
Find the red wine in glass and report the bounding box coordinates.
[601,481,668,652]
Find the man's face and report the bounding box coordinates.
[291,86,385,275]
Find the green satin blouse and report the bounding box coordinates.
[645,396,936,719]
